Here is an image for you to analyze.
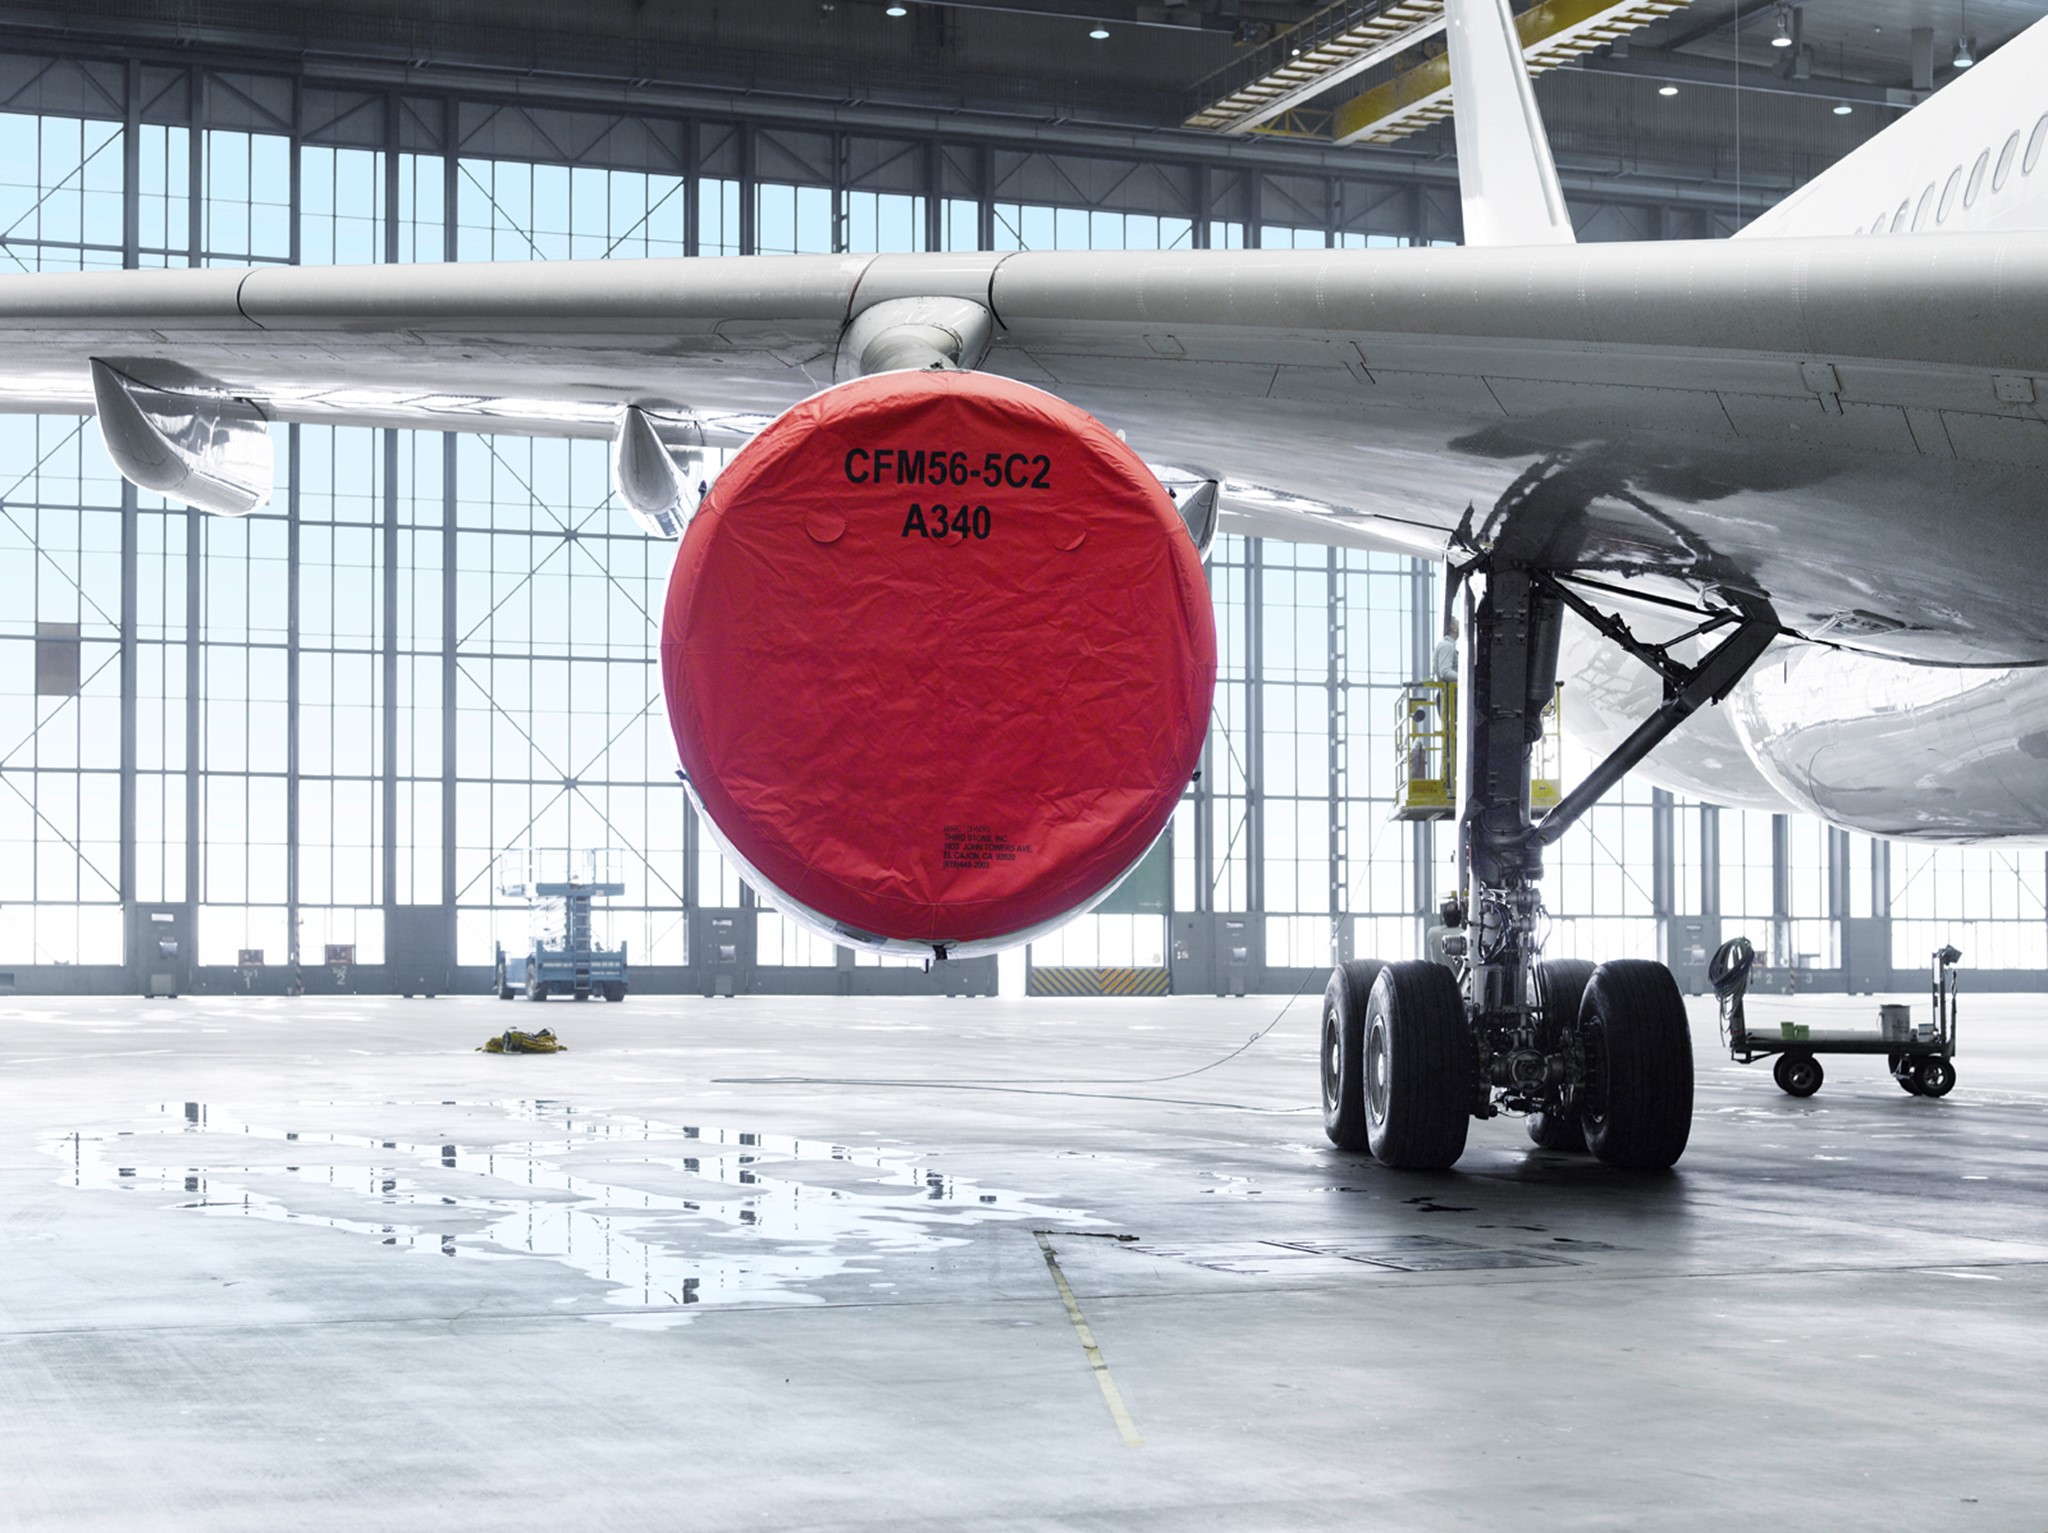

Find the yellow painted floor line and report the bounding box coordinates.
[1033,1231,1144,1448]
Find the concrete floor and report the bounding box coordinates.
[4,986,2047,1531]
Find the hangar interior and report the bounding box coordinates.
[1,0,2044,1001]
[8,5,2048,1530]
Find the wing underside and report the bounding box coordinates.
[2,237,2048,662]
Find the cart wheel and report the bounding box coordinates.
[1914,1057,1956,1098]
[495,956,514,1002]
[1773,1052,1823,1098]
[526,972,548,1002]
[603,982,627,1003]
[1889,1053,1923,1094]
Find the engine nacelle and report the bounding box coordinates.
[660,370,1217,957]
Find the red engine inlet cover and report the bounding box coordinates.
[660,369,1216,950]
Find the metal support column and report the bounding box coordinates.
[379,93,402,949]
[976,142,994,252]
[682,116,699,258]
[118,60,139,941]
[1651,787,1675,966]
[737,122,756,256]
[442,99,461,947]
[1327,545,1347,962]
[1245,536,1265,919]
[182,68,203,922]
[1701,804,1721,920]
[441,431,458,923]
[1410,555,1436,943]
[285,427,300,974]
[1771,812,1791,970]
[831,130,848,254]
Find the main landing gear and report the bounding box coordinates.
[1323,551,1778,1172]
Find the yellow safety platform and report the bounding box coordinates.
[1393,680,1563,821]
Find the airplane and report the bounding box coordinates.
[2,0,2045,1177]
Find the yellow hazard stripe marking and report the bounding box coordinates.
[1033,1231,1143,1449]
[1026,966,1171,997]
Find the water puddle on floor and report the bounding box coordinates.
[49,1098,1091,1323]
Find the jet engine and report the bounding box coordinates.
[659,369,1217,958]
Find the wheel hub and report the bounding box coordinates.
[1366,1017,1391,1123]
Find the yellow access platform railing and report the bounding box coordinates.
[1393,680,1562,822]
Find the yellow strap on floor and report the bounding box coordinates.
[478,1028,568,1054]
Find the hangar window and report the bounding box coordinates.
[989,203,1196,251]
[2027,112,2048,175]
[1937,167,1962,223]
[753,182,833,254]
[844,192,926,254]
[700,179,741,256]
[1911,183,1935,230]
[456,159,688,261]
[1994,130,2021,191]
[0,112,125,270]
[203,131,292,264]
[1965,149,1991,208]
[1893,845,2048,970]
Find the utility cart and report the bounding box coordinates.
[493,849,630,1003]
[1712,936,1958,1099]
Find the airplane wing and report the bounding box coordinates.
[4,235,2047,668]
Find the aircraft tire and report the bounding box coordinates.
[1915,1057,1956,1098]
[1320,959,1384,1150]
[1580,960,1693,1171]
[1527,959,1595,1152]
[1773,1051,1823,1098]
[1363,960,1473,1171]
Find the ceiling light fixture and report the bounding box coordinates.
[1834,102,1852,115]
[885,3,906,14]
[1089,25,1109,39]
[1658,84,1679,96]
[1772,8,1792,47]
[1953,36,1974,68]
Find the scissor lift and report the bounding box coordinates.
[1713,936,1959,1098]
[493,849,630,1003]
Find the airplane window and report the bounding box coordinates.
[1871,214,1889,233]
[1994,130,2021,191]
[2027,112,2048,175]
[1965,150,1990,208]
[1911,183,1935,230]
[1891,199,1910,232]
[1938,167,1962,222]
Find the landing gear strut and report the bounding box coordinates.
[1326,547,1778,1171]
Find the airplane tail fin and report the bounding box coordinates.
[1444,0,1576,246]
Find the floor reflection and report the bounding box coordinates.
[53,1097,1091,1320]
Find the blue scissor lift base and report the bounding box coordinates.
[494,869,630,1004]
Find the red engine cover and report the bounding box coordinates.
[660,369,1216,950]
